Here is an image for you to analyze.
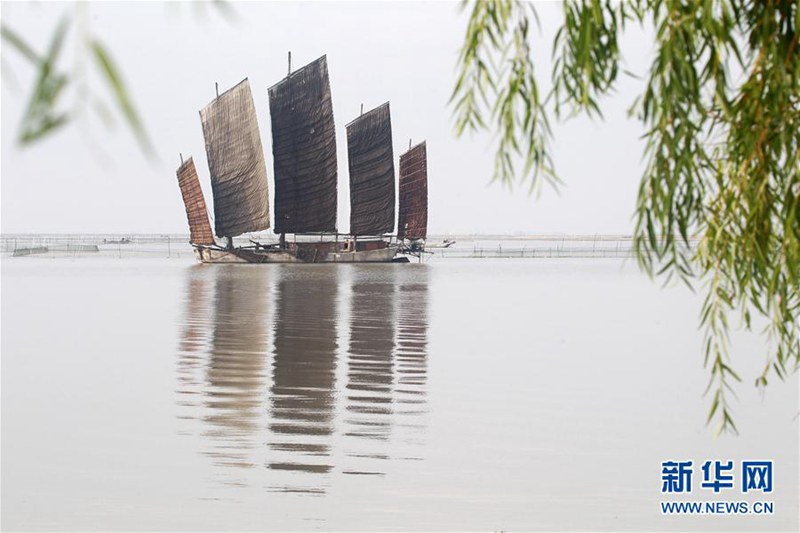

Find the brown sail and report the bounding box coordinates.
[397,141,428,240]
[346,102,395,236]
[176,157,215,245]
[200,79,270,238]
[268,56,338,234]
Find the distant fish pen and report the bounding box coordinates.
[431,243,697,259]
[425,234,698,259]
[1,234,698,260]
[1,235,191,259]
[432,246,639,259]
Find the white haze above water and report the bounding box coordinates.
[3,1,651,235]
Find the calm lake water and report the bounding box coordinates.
[1,257,797,531]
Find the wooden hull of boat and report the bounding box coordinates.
[194,245,399,264]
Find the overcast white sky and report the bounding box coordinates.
[1,1,654,235]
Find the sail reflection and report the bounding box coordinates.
[176,266,214,422]
[177,264,429,492]
[342,265,429,474]
[267,266,339,493]
[204,266,269,470]
[394,267,429,443]
[176,265,269,487]
[342,269,396,474]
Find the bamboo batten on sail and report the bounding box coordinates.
[346,102,395,236]
[397,141,428,240]
[268,56,338,234]
[200,79,270,238]
[176,158,215,245]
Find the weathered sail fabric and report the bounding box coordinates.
[397,141,428,240]
[346,102,395,236]
[200,79,270,238]
[268,56,338,234]
[176,157,215,245]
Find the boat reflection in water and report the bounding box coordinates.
[342,266,430,476]
[176,266,270,488]
[345,269,397,446]
[394,267,430,447]
[267,266,339,494]
[176,264,429,494]
[206,267,268,470]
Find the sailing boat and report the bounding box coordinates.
[175,55,428,263]
[398,140,429,255]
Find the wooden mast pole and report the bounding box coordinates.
[278,51,293,251]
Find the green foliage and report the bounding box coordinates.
[90,40,151,153]
[452,0,557,192]
[2,19,71,144]
[1,1,234,156]
[453,0,800,434]
[1,10,153,155]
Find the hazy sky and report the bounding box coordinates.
[1,1,654,235]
